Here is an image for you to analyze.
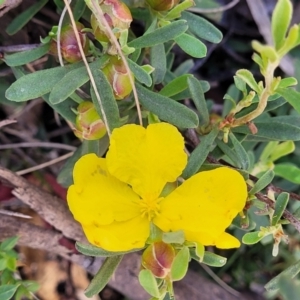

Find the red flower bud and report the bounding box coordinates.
[49,22,89,63]
[91,0,132,43]
[102,55,133,100]
[142,241,175,278]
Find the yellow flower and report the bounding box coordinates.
[67,123,247,251]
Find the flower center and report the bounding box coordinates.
[140,197,162,221]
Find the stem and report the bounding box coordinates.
[231,62,277,127]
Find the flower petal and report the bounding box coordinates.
[183,230,241,249]
[67,153,140,226]
[82,215,150,251]
[106,123,187,199]
[154,167,247,248]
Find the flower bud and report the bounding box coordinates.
[91,0,132,43]
[102,55,133,99]
[146,0,179,11]
[142,241,175,278]
[74,101,106,140]
[49,22,89,63]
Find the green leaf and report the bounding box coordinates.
[6,63,81,102]
[249,169,275,194]
[277,275,300,300]
[187,76,209,126]
[269,141,295,162]
[171,247,190,281]
[215,136,248,169]
[274,163,300,184]
[49,59,106,104]
[174,33,206,58]
[242,231,265,245]
[6,0,48,35]
[0,258,6,271]
[150,43,166,84]
[4,44,50,67]
[165,0,194,20]
[136,84,199,128]
[276,88,300,115]
[5,257,16,271]
[57,137,109,187]
[90,68,121,132]
[202,252,227,267]
[181,11,222,43]
[162,230,185,244]
[0,236,18,251]
[85,256,123,297]
[271,0,292,49]
[0,284,19,300]
[128,59,152,87]
[76,242,140,257]
[236,69,261,93]
[182,127,219,179]
[265,259,300,291]
[160,74,192,97]
[272,192,289,226]
[128,20,188,48]
[277,77,298,89]
[232,117,300,141]
[138,270,160,298]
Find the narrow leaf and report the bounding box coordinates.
[90,68,121,132]
[160,74,192,97]
[274,163,300,184]
[202,252,227,267]
[181,11,222,43]
[6,63,81,102]
[271,0,292,49]
[229,132,250,170]
[4,44,50,66]
[236,69,261,93]
[242,231,265,245]
[138,270,160,298]
[85,256,123,297]
[187,76,209,126]
[136,84,199,128]
[6,0,48,35]
[0,284,19,300]
[182,127,219,179]
[265,259,300,291]
[128,20,188,48]
[150,43,166,84]
[171,247,190,281]
[249,169,275,194]
[49,59,104,104]
[277,275,300,300]
[232,119,300,141]
[276,87,300,115]
[0,236,18,251]
[174,33,207,58]
[128,59,152,87]
[272,192,289,226]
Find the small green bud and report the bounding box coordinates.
[102,55,133,99]
[49,22,89,63]
[146,0,180,11]
[74,101,106,140]
[91,0,132,43]
[142,241,175,278]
